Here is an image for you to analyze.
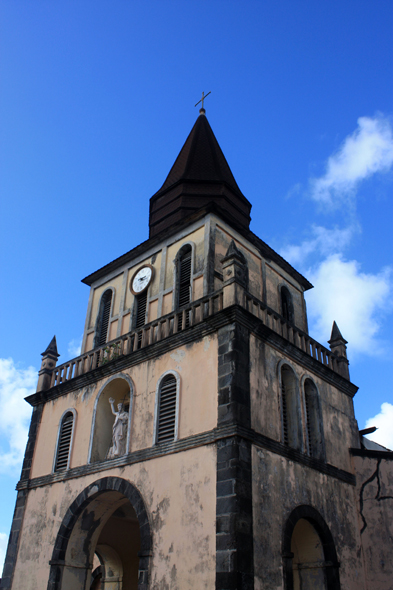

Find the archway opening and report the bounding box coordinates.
[291,519,326,590]
[61,491,140,590]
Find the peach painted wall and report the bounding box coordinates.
[12,445,217,590]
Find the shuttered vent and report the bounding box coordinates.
[281,383,289,446]
[157,375,177,443]
[178,248,192,308]
[304,391,313,456]
[135,291,147,329]
[55,412,74,471]
[97,290,112,346]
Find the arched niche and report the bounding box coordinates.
[47,477,151,590]
[89,375,134,463]
[283,505,340,590]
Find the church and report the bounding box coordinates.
[1,106,392,590]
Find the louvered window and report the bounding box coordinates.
[282,382,289,446]
[55,412,74,471]
[177,246,192,330]
[135,291,147,329]
[303,379,324,460]
[157,375,177,443]
[304,389,313,455]
[97,290,112,346]
[178,247,192,308]
[281,286,294,324]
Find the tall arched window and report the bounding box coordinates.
[95,289,113,347]
[177,245,192,308]
[304,379,325,460]
[281,286,294,324]
[155,373,179,444]
[54,410,75,472]
[281,365,302,451]
[176,245,192,330]
[135,291,147,329]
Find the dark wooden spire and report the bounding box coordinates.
[149,112,252,237]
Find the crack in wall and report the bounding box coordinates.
[359,458,393,534]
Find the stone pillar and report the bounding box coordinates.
[36,336,60,392]
[222,240,248,309]
[216,322,254,589]
[328,321,350,380]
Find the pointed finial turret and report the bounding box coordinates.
[42,335,59,357]
[328,322,350,380]
[37,336,60,392]
[329,321,347,344]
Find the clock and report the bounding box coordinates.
[130,265,154,295]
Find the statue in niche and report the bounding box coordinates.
[107,398,129,459]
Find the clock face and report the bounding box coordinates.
[130,265,153,295]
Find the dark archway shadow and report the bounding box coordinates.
[282,505,341,590]
[47,477,152,590]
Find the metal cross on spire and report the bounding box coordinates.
[195,91,211,112]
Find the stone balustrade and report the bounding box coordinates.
[244,293,338,372]
[49,291,224,388]
[45,288,340,391]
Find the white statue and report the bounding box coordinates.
[107,398,129,459]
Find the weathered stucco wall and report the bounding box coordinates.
[12,445,217,590]
[214,223,262,300]
[352,454,393,590]
[252,445,365,590]
[30,335,218,479]
[249,334,358,472]
[265,261,307,332]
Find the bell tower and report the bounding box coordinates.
[2,108,392,590]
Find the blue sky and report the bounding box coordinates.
[1,0,392,570]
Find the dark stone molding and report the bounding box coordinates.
[0,491,28,590]
[350,448,393,459]
[17,424,355,492]
[282,505,341,590]
[216,323,254,590]
[0,405,43,589]
[47,477,152,590]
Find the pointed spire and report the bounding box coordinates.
[223,239,246,264]
[149,113,251,237]
[37,336,60,392]
[42,335,59,357]
[328,322,350,380]
[329,321,347,344]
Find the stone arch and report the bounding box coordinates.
[95,544,123,589]
[88,374,134,463]
[47,477,152,590]
[282,505,340,590]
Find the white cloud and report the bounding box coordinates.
[364,403,393,450]
[0,532,8,576]
[0,359,37,475]
[280,224,356,266]
[310,115,393,207]
[68,336,82,358]
[305,255,392,355]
